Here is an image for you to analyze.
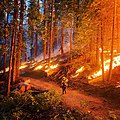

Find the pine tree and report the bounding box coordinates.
[16,0,24,79]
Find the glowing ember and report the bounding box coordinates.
[34,65,43,70]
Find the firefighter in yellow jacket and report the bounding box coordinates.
[61,77,68,94]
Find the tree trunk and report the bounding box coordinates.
[34,31,38,59]
[3,23,8,75]
[7,0,18,95]
[30,27,34,60]
[33,0,40,60]
[11,0,18,84]
[96,24,100,66]
[116,0,119,52]
[43,0,47,60]
[101,20,104,82]
[3,42,6,75]
[7,28,15,95]
[108,0,116,81]
[11,40,17,83]
[43,39,47,60]
[3,11,9,75]
[70,0,74,62]
[16,0,24,79]
[48,0,54,68]
[116,16,119,52]
[70,22,72,62]
[61,25,64,55]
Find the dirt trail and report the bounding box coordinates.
[23,77,120,120]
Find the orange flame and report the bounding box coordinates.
[45,64,59,73]
[71,66,85,78]
[0,64,27,73]
[0,67,9,73]
[76,66,85,73]
[20,65,27,69]
[88,55,120,79]
[34,65,43,70]
[50,64,59,69]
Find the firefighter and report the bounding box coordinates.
[61,77,68,94]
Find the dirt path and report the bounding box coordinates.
[23,77,120,120]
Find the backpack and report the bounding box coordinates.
[62,82,68,88]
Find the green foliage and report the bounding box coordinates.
[72,0,100,66]
[0,90,95,120]
[0,91,61,119]
[35,90,61,110]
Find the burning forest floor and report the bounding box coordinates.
[20,59,120,119]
